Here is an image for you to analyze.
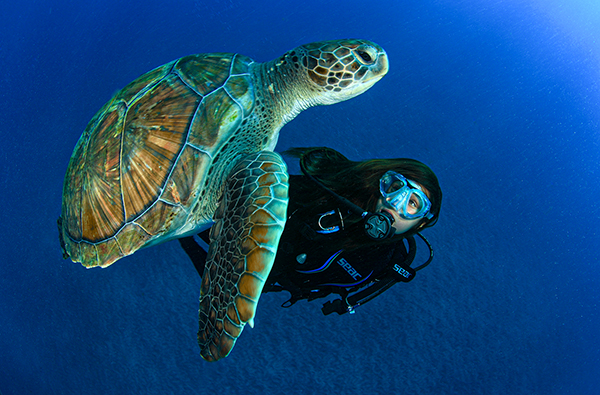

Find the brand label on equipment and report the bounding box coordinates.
[337,258,361,280]
[393,264,411,278]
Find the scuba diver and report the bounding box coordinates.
[179,147,442,315]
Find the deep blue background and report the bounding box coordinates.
[1,0,599,394]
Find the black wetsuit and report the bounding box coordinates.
[266,207,409,291]
[179,175,420,314]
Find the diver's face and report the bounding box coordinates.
[375,198,421,234]
[375,179,431,234]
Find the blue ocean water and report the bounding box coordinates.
[1,0,598,393]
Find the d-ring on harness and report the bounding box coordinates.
[289,158,436,315]
[299,161,395,240]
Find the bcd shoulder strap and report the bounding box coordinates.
[321,233,434,315]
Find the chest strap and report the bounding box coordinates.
[321,233,433,315]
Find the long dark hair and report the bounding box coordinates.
[284,147,442,237]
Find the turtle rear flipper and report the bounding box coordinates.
[197,151,289,362]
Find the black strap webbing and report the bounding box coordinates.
[321,234,433,315]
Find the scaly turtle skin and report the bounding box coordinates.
[58,39,388,361]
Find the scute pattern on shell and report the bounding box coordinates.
[60,53,256,267]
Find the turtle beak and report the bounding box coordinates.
[337,44,388,101]
[358,47,388,84]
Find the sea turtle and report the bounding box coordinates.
[58,39,388,361]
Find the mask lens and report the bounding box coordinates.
[406,191,427,215]
[385,179,406,194]
[379,171,432,220]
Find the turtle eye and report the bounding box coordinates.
[358,51,372,63]
[354,44,378,65]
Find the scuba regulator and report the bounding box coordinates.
[300,164,396,241]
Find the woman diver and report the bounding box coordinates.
[179,147,442,315]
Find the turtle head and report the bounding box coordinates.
[292,39,389,105]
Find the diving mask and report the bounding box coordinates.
[380,171,433,220]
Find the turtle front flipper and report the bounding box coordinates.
[197,151,289,362]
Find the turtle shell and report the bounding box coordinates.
[60,53,255,267]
